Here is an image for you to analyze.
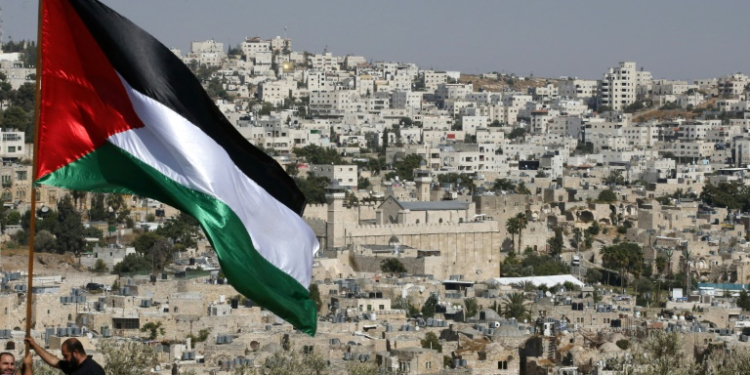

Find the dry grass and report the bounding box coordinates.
[458,74,560,93]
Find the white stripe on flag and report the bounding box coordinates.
[108,75,318,288]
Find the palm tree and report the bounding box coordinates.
[655,255,667,276]
[503,292,531,321]
[506,217,520,252]
[515,213,528,253]
[70,190,87,210]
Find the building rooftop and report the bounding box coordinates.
[399,201,469,211]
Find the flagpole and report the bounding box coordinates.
[25,0,44,343]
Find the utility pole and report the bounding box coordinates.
[576,228,581,281]
[683,241,692,298]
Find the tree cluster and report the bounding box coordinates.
[501,253,570,277]
[507,127,528,140]
[700,181,750,211]
[380,258,407,274]
[492,178,530,195]
[292,145,343,165]
[14,195,86,254]
[437,173,474,194]
[600,242,644,289]
[293,173,330,204]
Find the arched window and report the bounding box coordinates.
[439,218,443,224]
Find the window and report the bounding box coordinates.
[498,361,508,370]
[16,171,27,181]
[7,146,15,153]
[399,362,410,372]
[112,318,140,330]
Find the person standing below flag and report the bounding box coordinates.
[0,352,16,375]
[25,337,104,375]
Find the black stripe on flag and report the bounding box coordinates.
[64,0,307,215]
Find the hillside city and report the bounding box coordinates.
[0,36,749,375]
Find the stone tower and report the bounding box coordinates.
[326,180,346,249]
[414,169,432,202]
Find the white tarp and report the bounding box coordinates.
[487,275,585,288]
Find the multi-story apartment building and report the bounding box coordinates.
[475,128,506,145]
[190,39,224,54]
[547,116,583,140]
[528,84,558,101]
[259,79,297,107]
[306,71,332,92]
[434,83,473,102]
[651,80,693,95]
[551,99,589,116]
[0,130,26,159]
[308,164,358,188]
[622,125,658,149]
[717,73,748,96]
[672,141,714,161]
[715,99,749,112]
[392,91,423,110]
[422,70,447,90]
[240,37,270,59]
[676,122,713,141]
[343,55,366,70]
[558,79,598,99]
[597,61,638,111]
[705,126,741,146]
[268,36,291,52]
[310,53,338,72]
[309,91,355,116]
[461,115,489,134]
[530,110,560,134]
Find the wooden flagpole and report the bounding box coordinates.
[26,0,45,343]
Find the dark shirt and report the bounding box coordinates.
[59,356,105,375]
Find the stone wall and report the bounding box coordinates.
[345,221,504,280]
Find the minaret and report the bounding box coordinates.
[325,180,346,249]
[414,167,432,202]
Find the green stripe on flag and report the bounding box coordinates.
[37,142,317,335]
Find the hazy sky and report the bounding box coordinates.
[3,0,749,80]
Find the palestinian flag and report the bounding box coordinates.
[37,0,319,335]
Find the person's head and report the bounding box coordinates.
[61,339,86,367]
[0,352,14,374]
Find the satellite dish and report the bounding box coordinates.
[87,332,93,340]
[154,366,161,371]
[250,341,260,351]
[40,206,50,213]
